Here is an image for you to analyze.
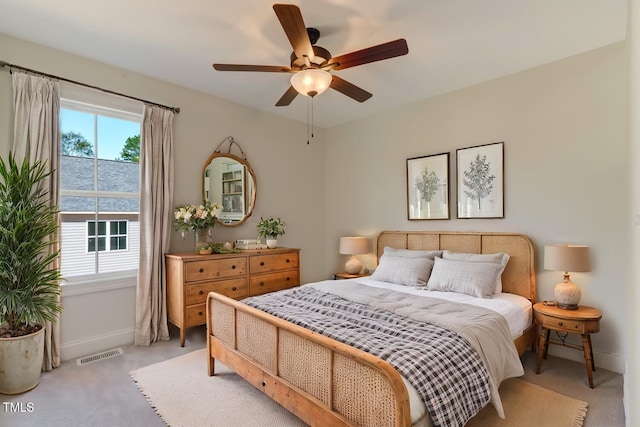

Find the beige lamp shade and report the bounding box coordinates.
[339,237,369,274]
[544,244,591,310]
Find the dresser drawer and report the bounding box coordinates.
[185,303,207,327]
[250,252,299,274]
[185,257,247,282]
[250,270,299,296]
[185,278,248,305]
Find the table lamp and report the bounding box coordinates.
[339,237,369,274]
[543,244,591,310]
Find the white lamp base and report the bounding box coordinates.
[553,280,581,310]
[344,256,363,274]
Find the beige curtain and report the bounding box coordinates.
[11,71,61,371]
[135,104,174,346]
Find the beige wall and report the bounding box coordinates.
[325,42,629,375]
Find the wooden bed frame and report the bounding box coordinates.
[206,231,537,426]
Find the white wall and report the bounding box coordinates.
[325,42,629,375]
[0,33,327,358]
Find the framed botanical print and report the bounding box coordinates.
[407,152,450,220]
[456,141,504,219]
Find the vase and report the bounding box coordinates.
[266,238,277,249]
[194,228,209,253]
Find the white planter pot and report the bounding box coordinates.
[0,326,45,394]
[266,239,277,249]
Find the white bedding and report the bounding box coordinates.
[302,277,531,426]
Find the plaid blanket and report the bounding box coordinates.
[244,286,491,427]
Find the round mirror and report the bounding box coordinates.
[202,152,256,226]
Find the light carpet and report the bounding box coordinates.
[130,349,588,427]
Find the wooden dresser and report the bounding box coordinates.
[166,247,300,346]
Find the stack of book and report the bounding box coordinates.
[234,239,268,250]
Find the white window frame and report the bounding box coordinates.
[86,220,129,253]
[59,84,143,294]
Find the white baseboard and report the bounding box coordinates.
[547,345,625,374]
[60,328,135,362]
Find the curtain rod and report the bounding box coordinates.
[0,60,180,114]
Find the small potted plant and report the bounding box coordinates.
[256,216,285,249]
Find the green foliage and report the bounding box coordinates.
[61,131,94,157]
[117,135,140,162]
[462,154,495,209]
[0,153,63,335]
[256,217,286,239]
[415,167,440,203]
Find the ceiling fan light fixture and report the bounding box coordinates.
[290,69,332,97]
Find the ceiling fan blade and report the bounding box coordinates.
[273,4,315,61]
[330,75,372,103]
[275,86,299,106]
[213,64,292,72]
[327,39,409,70]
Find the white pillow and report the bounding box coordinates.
[382,246,442,259]
[371,254,435,286]
[426,257,502,298]
[442,250,510,293]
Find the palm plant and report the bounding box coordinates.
[0,153,62,337]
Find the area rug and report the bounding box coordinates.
[130,349,588,427]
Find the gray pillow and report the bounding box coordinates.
[383,246,442,259]
[442,250,509,293]
[426,257,502,298]
[371,253,435,286]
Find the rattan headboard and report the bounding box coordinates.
[376,231,536,302]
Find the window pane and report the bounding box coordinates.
[119,236,127,250]
[98,197,139,213]
[61,196,96,213]
[110,222,118,235]
[98,222,106,236]
[88,237,96,252]
[119,221,127,234]
[97,237,106,251]
[97,159,140,193]
[88,221,96,236]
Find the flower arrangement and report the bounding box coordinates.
[174,201,221,234]
[256,216,286,239]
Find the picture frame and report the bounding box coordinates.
[406,152,450,220]
[456,141,504,219]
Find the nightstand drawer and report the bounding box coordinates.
[537,315,585,332]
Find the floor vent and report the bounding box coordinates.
[76,348,124,366]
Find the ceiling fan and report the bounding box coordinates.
[213,3,409,107]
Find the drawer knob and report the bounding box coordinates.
[286,258,290,263]
[198,311,203,316]
[199,268,204,273]
[232,287,237,291]
[260,281,264,286]
[199,290,204,295]
[260,261,265,266]
[286,277,290,281]
[232,265,236,269]
[558,322,563,326]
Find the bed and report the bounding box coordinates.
[206,231,537,426]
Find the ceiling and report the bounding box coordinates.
[0,0,628,128]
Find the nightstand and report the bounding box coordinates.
[533,302,602,388]
[333,272,369,280]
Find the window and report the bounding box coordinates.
[59,86,143,279]
[87,220,128,252]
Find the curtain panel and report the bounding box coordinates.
[135,104,174,346]
[11,71,61,371]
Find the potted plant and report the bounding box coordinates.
[256,216,285,249]
[0,153,63,394]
